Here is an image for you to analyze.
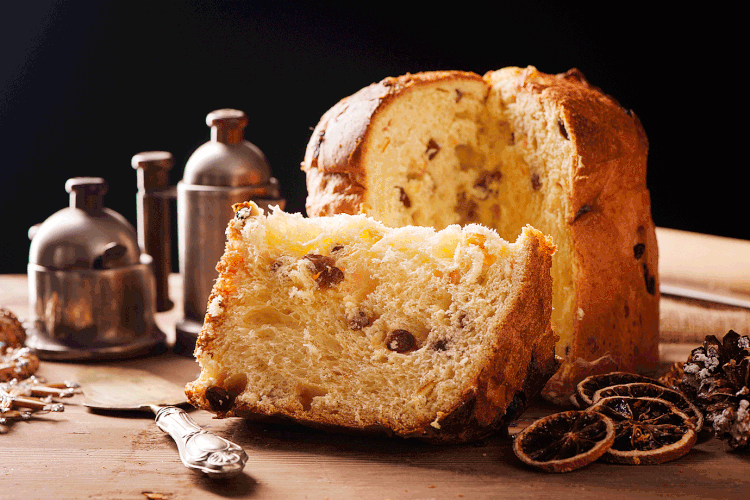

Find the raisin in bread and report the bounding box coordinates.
[302,66,659,404]
[185,201,558,443]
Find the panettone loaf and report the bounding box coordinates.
[302,66,660,404]
[186,201,559,442]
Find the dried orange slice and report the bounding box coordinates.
[592,382,704,432]
[573,371,665,408]
[588,396,697,465]
[513,410,615,473]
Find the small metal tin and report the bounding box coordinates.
[25,178,166,360]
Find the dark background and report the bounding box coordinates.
[1,1,741,274]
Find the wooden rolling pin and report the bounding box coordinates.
[656,227,750,345]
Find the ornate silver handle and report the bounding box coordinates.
[153,406,248,477]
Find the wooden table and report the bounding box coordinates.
[2,272,749,500]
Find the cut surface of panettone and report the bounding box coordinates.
[302,67,660,404]
[186,202,559,443]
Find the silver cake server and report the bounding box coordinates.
[79,366,247,477]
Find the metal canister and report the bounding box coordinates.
[26,177,165,360]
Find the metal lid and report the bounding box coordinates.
[182,109,272,187]
[28,177,141,270]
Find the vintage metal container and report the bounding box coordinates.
[26,177,165,360]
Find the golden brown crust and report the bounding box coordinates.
[499,66,649,218]
[302,71,486,217]
[492,67,659,404]
[301,67,660,402]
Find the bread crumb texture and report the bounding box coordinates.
[302,67,660,402]
[186,203,558,442]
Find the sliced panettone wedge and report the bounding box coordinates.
[302,67,660,404]
[186,201,559,443]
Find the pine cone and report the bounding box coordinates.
[679,330,750,450]
[713,399,750,450]
[658,361,685,391]
[0,308,26,352]
[0,347,40,382]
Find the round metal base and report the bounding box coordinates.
[174,318,203,356]
[25,323,167,362]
